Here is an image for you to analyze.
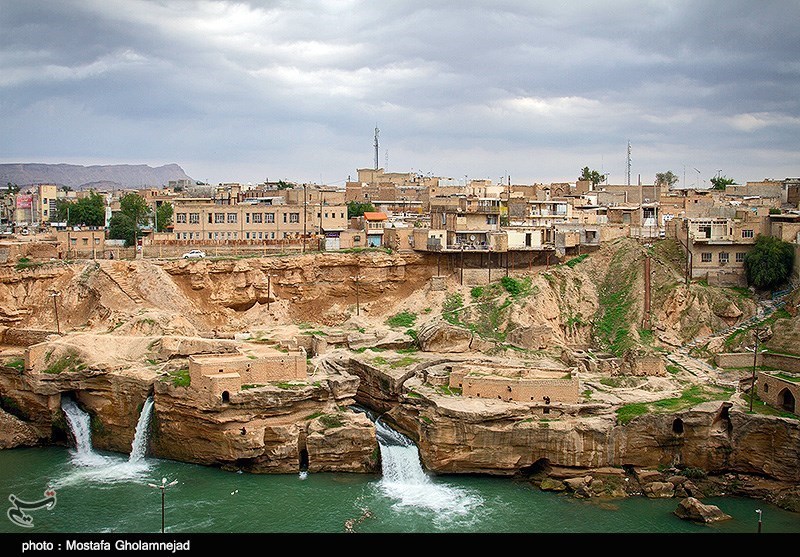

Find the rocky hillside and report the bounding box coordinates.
[1,238,794,356]
[0,163,193,189]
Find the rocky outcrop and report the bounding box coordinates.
[150,373,377,473]
[674,497,732,523]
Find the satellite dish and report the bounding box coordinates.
[469,235,476,241]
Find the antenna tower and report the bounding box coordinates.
[626,140,632,186]
[374,126,380,170]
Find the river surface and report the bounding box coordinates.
[1,437,798,534]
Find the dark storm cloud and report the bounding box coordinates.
[1,0,798,185]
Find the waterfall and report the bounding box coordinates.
[55,396,153,488]
[60,397,106,466]
[372,415,483,522]
[129,396,154,463]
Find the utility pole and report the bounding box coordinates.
[749,326,767,413]
[50,291,61,334]
[302,184,307,253]
[350,270,365,316]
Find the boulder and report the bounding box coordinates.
[674,497,732,523]
[539,478,566,492]
[643,481,675,498]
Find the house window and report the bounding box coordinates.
[227,213,237,223]
[719,252,729,263]
[252,213,263,223]
[742,229,754,238]
[214,213,224,223]
[265,213,275,223]
[736,252,746,263]
[189,213,200,224]
[245,213,250,224]
[82,238,88,246]
[176,213,187,224]
[701,252,712,262]
[289,213,300,223]
[487,215,497,225]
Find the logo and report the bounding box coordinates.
[7,487,57,528]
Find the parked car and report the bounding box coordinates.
[182,249,206,259]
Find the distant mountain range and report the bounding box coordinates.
[0,163,194,190]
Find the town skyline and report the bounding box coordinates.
[2,1,799,187]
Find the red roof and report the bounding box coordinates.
[362,211,388,221]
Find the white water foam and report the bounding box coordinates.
[375,418,483,523]
[56,396,152,488]
[129,397,154,463]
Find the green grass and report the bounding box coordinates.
[500,276,533,298]
[564,254,589,268]
[724,308,792,351]
[304,412,324,420]
[4,358,24,371]
[318,414,344,429]
[442,292,465,324]
[470,287,484,299]
[437,385,462,396]
[168,368,190,387]
[15,257,35,271]
[593,247,637,356]
[386,311,417,328]
[616,385,734,424]
[372,356,388,366]
[389,356,419,368]
[43,351,86,374]
[773,372,800,383]
[666,364,682,375]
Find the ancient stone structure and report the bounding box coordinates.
[188,349,307,401]
[449,364,579,405]
[757,371,799,415]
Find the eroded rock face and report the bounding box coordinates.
[149,374,377,473]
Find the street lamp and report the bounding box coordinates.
[147,477,178,533]
[756,509,762,533]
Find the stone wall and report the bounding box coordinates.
[189,350,307,397]
[450,373,580,404]
[757,371,800,415]
[716,352,763,369]
[764,353,800,374]
[2,328,58,347]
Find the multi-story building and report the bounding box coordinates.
[677,213,768,286]
[169,190,348,247]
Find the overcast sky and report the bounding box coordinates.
[2,0,799,187]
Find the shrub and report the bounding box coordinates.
[319,414,343,429]
[386,311,416,328]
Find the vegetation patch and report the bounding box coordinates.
[4,358,24,372]
[43,350,87,374]
[304,412,323,421]
[593,246,637,356]
[564,254,589,268]
[616,385,733,424]
[168,368,190,387]
[500,276,534,298]
[389,356,419,369]
[276,382,304,389]
[386,311,417,328]
[318,414,344,429]
[442,292,465,324]
[241,384,266,390]
[437,385,462,396]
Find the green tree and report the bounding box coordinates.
[655,171,679,188]
[347,201,376,218]
[744,235,795,290]
[155,202,173,232]
[108,213,137,247]
[579,167,603,187]
[710,175,736,190]
[54,192,105,226]
[109,193,150,246]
